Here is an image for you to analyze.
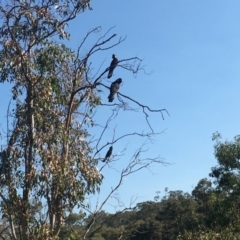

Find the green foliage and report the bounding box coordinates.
[0,0,159,238]
[4,0,240,239]
[0,0,104,239]
[62,133,240,240]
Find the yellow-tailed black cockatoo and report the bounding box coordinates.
[107,54,118,79]
[108,78,122,102]
[103,146,113,162]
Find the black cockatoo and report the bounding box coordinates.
[103,146,113,162]
[108,78,122,102]
[107,54,118,79]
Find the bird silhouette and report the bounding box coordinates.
[108,78,122,102]
[103,146,113,162]
[107,54,118,79]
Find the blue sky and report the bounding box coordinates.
[1,0,240,213]
[79,0,240,212]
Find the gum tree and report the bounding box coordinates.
[0,0,167,239]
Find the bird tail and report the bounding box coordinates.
[108,95,114,102]
[107,71,113,79]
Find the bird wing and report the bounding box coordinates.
[104,147,113,161]
[112,82,120,93]
[108,58,118,78]
[111,57,118,67]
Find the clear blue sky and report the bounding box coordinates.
[1,0,240,213]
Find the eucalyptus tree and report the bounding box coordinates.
[0,0,167,239]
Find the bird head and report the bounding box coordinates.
[116,78,122,84]
[112,54,116,59]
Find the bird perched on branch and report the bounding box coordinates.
[107,54,118,79]
[103,146,113,162]
[108,78,122,102]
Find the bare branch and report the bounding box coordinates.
[83,147,167,239]
[94,110,119,155]
[99,82,169,132]
[0,225,10,240]
[95,131,159,160]
[88,206,136,238]
[0,192,17,240]
[118,92,169,120]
